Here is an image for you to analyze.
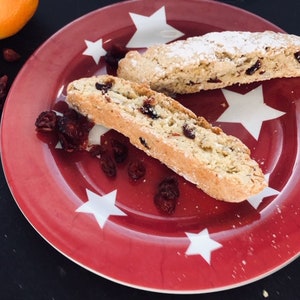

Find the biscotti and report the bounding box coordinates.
[66,75,266,202]
[117,31,300,94]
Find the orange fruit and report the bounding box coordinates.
[0,0,39,39]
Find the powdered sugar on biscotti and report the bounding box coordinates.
[117,31,300,94]
[166,31,296,61]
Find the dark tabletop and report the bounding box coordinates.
[0,0,299,299]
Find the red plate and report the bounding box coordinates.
[1,0,299,293]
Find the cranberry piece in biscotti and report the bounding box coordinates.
[246,59,262,75]
[183,123,196,139]
[95,82,112,94]
[139,137,150,149]
[294,51,300,63]
[139,97,159,119]
[207,77,222,83]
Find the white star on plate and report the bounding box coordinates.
[218,85,285,140]
[185,229,222,264]
[88,124,110,145]
[126,6,184,48]
[82,39,107,64]
[248,173,280,209]
[76,189,127,229]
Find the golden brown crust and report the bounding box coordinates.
[66,75,266,202]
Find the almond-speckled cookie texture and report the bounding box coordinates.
[66,75,266,202]
[117,31,300,94]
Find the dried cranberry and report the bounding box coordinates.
[187,80,196,86]
[294,51,300,63]
[100,154,117,177]
[57,108,93,152]
[183,123,196,139]
[95,82,112,94]
[63,107,78,119]
[154,196,177,215]
[52,101,69,114]
[246,59,262,75]
[89,144,106,157]
[157,176,180,199]
[111,139,128,163]
[207,77,222,83]
[104,44,128,68]
[128,160,146,180]
[140,98,159,119]
[3,48,21,62]
[57,119,82,152]
[154,176,180,214]
[35,111,57,132]
[0,75,8,108]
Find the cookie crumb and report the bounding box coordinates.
[262,289,269,298]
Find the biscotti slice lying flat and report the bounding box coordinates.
[117,31,300,94]
[66,75,266,202]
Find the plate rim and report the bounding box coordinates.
[1,0,299,294]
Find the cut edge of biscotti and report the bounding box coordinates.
[117,31,300,94]
[66,75,267,202]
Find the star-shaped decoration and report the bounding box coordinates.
[185,229,222,264]
[218,85,285,140]
[126,6,184,48]
[76,189,127,229]
[82,39,107,64]
[247,173,280,209]
[88,124,110,145]
[53,110,64,149]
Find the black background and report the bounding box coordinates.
[0,1,299,299]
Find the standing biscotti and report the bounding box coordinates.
[66,75,266,202]
[117,31,300,94]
